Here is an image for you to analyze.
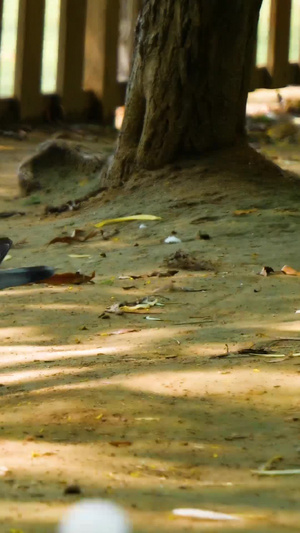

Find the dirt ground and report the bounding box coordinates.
[1,114,300,532]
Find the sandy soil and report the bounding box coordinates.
[0,127,300,533]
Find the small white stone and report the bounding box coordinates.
[164,235,182,243]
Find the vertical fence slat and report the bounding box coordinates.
[14,0,45,119]
[57,0,87,116]
[0,0,4,42]
[84,0,120,123]
[267,0,292,87]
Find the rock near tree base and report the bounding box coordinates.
[18,140,107,196]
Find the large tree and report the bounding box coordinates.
[103,0,263,187]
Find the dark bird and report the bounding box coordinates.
[0,237,54,290]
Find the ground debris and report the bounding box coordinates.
[48,228,98,245]
[163,249,215,271]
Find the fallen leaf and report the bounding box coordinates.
[39,271,95,285]
[259,266,275,276]
[48,236,78,245]
[281,265,300,276]
[95,214,162,228]
[48,229,98,245]
[233,208,258,216]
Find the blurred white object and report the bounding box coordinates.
[172,508,239,521]
[115,106,125,130]
[164,235,182,244]
[58,499,132,533]
[139,223,147,229]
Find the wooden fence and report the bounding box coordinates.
[0,0,298,125]
[252,0,298,90]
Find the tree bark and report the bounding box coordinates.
[104,0,263,186]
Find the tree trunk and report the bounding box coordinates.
[104,0,263,186]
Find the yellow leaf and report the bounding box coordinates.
[96,414,103,420]
[32,452,40,458]
[0,145,15,151]
[233,208,258,216]
[95,215,162,228]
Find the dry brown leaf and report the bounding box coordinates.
[40,271,95,285]
[48,229,98,245]
[48,236,78,245]
[281,265,300,276]
[259,266,275,277]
